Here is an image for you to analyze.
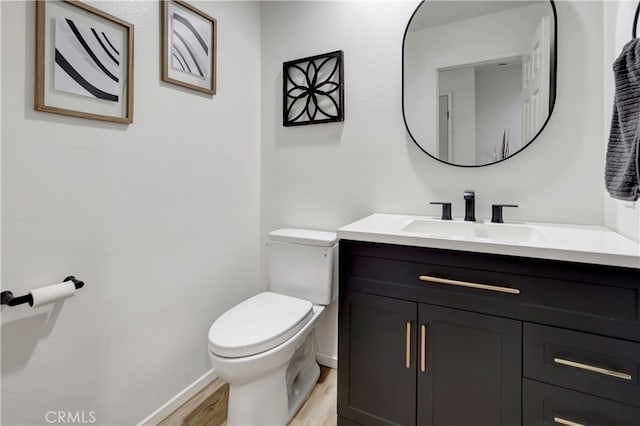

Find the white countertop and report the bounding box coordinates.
[337,213,640,269]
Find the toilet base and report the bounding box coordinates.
[285,332,320,420]
[226,332,320,426]
[227,363,289,425]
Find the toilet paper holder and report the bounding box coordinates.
[1,276,84,307]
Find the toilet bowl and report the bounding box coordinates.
[207,229,337,425]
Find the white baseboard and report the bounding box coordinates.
[316,353,337,369]
[137,368,217,425]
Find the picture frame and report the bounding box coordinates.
[35,0,134,124]
[283,50,344,126]
[161,0,217,95]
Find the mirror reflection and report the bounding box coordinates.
[403,1,556,166]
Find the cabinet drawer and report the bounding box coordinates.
[523,379,640,426]
[340,240,640,341]
[524,323,640,406]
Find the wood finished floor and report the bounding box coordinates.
[159,367,337,426]
[289,367,337,426]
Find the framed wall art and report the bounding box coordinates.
[161,0,217,95]
[283,50,344,126]
[35,0,134,123]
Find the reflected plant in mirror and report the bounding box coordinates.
[403,1,557,166]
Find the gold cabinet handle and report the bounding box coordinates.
[554,416,586,426]
[553,358,632,380]
[405,322,411,368]
[418,275,520,294]
[420,324,426,372]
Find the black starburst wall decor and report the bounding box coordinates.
[283,50,344,126]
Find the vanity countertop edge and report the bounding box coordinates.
[337,213,640,269]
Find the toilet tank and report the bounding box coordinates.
[267,229,338,305]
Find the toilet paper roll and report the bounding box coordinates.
[29,281,76,308]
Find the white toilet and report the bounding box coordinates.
[207,228,338,426]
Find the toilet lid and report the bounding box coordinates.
[208,292,314,358]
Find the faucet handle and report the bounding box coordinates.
[430,202,452,220]
[491,204,518,223]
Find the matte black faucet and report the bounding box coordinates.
[491,204,518,223]
[464,190,476,222]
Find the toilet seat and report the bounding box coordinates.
[208,292,313,358]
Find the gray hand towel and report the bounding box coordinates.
[606,38,640,201]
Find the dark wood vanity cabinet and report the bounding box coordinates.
[338,291,521,426]
[337,240,640,426]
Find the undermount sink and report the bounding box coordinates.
[402,219,476,238]
[402,219,547,243]
[482,223,547,243]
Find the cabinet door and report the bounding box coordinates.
[338,291,417,426]
[417,305,522,426]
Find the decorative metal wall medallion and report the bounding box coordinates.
[283,50,344,126]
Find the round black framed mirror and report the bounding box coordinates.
[402,0,557,167]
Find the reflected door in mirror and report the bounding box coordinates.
[438,94,451,161]
[523,15,551,142]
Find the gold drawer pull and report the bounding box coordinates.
[553,358,632,380]
[405,322,411,369]
[418,275,520,294]
[554,417,586,426]
[420,324,426,372]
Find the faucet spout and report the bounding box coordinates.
[464,190,476,222]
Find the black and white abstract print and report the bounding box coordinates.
[171,11,211,80]
[54,17,121,102]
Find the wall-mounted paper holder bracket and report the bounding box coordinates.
[1,276,84,307]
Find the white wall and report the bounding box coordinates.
[603,1,640,242]
[261,0,605,230]
[404,2,549,159]
[475,64,523,165]
[1,2,262,425]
